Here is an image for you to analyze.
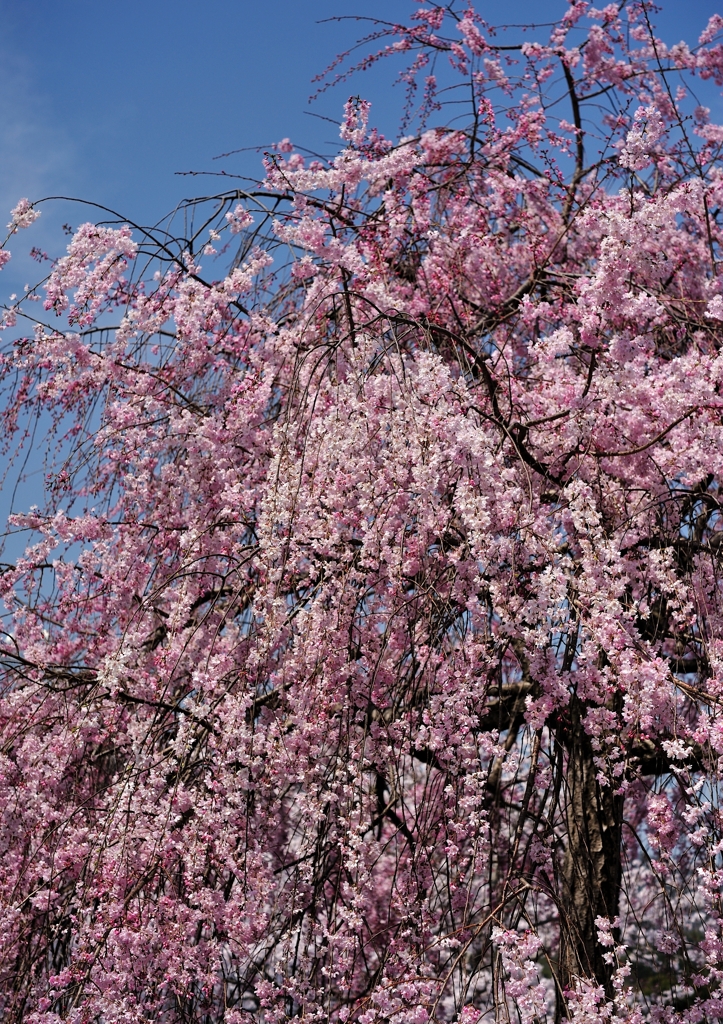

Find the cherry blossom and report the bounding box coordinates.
[2,3,723,1023]
[7,197,40,232]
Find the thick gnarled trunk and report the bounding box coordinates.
[557,703,623,1014]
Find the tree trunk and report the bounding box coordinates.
[557,701,623,1015]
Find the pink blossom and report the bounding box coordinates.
[700,14,723,46]
[7,197,40,232]
[458,16,488,56]
[340,96,371,146]
[225,202,254,234]
[1,4,723,1022]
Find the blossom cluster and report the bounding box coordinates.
[2,3,723,1023]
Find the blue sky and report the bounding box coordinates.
[1,0,722,239]
[0,0,721,538]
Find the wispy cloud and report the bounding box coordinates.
[0,42,76,226]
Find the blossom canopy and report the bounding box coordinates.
[3,3,723,1023]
